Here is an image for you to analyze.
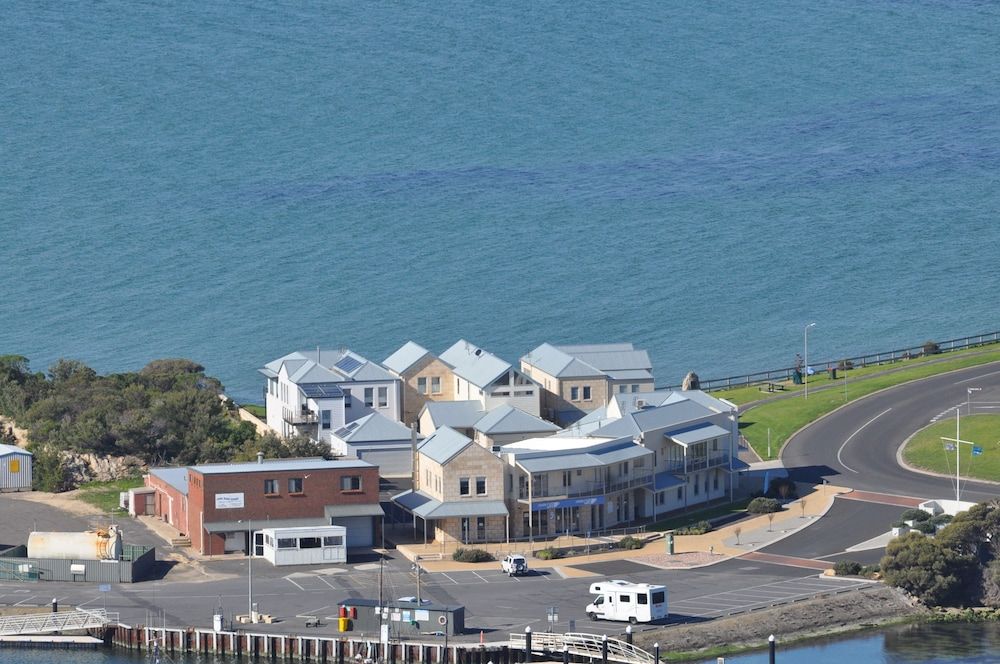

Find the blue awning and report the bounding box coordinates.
[652,471,685,491]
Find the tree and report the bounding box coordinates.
[880,532,977,606]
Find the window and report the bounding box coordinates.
[378,386,388,408]
[582,386,592,401]
[299,537,321,549]
[656,491,665,506]
[652,591,665,604]
[713,472,719,490]
[431,376,441,394]
[619,384,627,393]
[622,461,629,474]
[477,516,486,539]
[264,479,279,495]
[364,387,374,407]
[562,471,572,487]
[619,594,631,603]
[288,477,304,494]
[417,377,428,394]
[476,476,487,495]
[425,469,431,485]
[631,384,639,393]
[677,487,683,500]
[693,478,700,495]
[277,538,296,549]
[456,377,460,391]
[637,594,648,605]
[323,535,343,547]
[321,410,331,430]
[340,475,362,492]
[459,477,470,496]
[344,388,352,407]
[570,386,579,401]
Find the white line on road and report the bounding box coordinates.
[472,572,490,583]
[13,595,37,606]
[837,408,892,473]
[439,573,458,585]
[285,577,306,591]
[955,370,1000,385]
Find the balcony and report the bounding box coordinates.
[518,472,654,502]
[282,408,318,425]
[685,452,729,473]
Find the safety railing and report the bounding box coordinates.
[0,609,118,636]
[510,631,654,664]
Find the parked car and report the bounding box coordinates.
[501,554,528,576]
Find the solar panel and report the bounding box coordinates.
[335,356,363,373]
[300,383,344,399]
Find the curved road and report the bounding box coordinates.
[781,361,1000,502]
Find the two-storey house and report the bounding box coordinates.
[440,340,541,416]
[382,341,456,426]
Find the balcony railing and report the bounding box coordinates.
[282,408,318,425]
[685,452,729,473]
[519,472,654,501]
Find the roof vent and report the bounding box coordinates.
[257,451,264,464]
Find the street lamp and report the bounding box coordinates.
[239,519,254,623]
[804,323,816,399]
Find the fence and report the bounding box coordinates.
[675,330,1000,393]
[0,544,156,583]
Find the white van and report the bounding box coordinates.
[585,580,668,624]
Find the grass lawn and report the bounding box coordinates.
[902,414,1000,482]
[76,477,145,513]
[647,497,753,532]
[717,346,1000,460]
[241,404,265,419]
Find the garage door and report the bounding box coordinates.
[329,516,374,548]
[357,449,411,478]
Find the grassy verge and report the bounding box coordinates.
[718,347,1000,460]
[76,477,144,513]
[648,497,753,532]
[241,404,266,419]
[902,414,1000,482]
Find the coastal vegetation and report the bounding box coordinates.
[902,414,1000,482]
[881,501,1000,607]
[0,355,330,491]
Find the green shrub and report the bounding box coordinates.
[535,547,563,561]
[452,548,493,563]
[891,520,909,529]
[900,509,931,523]
[914,520,937,534]
[616,536,644,550]
[930,514,953,527]
[674,520,713,535]
[923,340,941,355]
[861,564,880,577]
[833,560,863,576]
[747,497,782,514]
[765,477,798,500]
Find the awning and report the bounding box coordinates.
[393,490,508,520]
[651,472,685,491]
[665,423,730,446]
[324,503,385,519]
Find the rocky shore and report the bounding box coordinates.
[634,585,927,659]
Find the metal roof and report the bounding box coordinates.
[605,369,655,381]
[440,340,514,387]
[421,400,485,429]
[205,517,327,533]
[149,467,189,495]
[324,503,385,518]
[392,489,508,519]
[511,438,652,474]
[0,444,31,457]
[418,427,473,465]
[331,412,417,443]
[676,389,736,413]
[260,349,395,384]
[191,458,374,475]
[382,341,431,375]
[520,343,603,378]
[557,343,636,354]
[474,404,559,435]
[665,423,731,446]
[653,471,685,491]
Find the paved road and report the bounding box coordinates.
[781,361,1000,501]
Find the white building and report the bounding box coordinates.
[439,340,541,416]
[261,525,347,566]
[259,349,402,446]
[0,443,32,492]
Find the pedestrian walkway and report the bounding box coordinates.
[397,483,853,574]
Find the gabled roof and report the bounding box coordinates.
[612,390,686,415]
[189,458,374,475]
[383,341,431,375]
[505,436,652,474]
[259,349,395,384]
[520,343,603,379]
[440,340,512,387]
[418,426,473,465]
[393,490,508,519]
[474,404,560,435]
[0,443,30,457]
[556,345,653,382]
[333,412,418,444]
[593,395,720,438]
[420,400,485,429]
[149,467,190,495]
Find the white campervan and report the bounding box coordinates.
[585,580,668,624]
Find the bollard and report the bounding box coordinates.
[52,598,58,613]
[562,646,569,664]
[768,634,775,664]
[654,643,660,664]
[625,625,632,645]
[601,635,608,664]
[666,533,674,555]
[524,627,532,664]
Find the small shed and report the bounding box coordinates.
[261,525,347,566]
[0,444,32,492]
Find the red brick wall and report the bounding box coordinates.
[144,474,189,535]
[189,465,380,555]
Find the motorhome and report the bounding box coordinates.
[585,580,668,624]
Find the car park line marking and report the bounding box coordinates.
[285,577,306,591]
[316,575,338,590]
[837,407,891,473]
[13,596,37,606]
[472,572,490,583]
[439,573,458,585]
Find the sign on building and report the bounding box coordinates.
[215,493,245,509]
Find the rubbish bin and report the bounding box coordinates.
[830,367,838,380]
[338,617,350,632]
[666,533,675,555]
[792,370,803,385]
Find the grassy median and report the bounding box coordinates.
[901,414,1000,482]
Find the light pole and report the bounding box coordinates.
[803,323,816,399]
[968,387,982,415]
[239,519,254,623]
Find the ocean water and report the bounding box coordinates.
[2,1,999,403]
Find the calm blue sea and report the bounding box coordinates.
[2,1,999,404]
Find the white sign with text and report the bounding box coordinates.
[215,492,245,509]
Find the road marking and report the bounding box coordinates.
[316,575,338,590]
[285,577,306,591]
[472,572,490,583]
[13,595,37,606]
[837,407,891,473]
[955,370,1000,385]
[439,573,458,585]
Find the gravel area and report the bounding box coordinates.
[633,552,721,568]
[634,585,926,657]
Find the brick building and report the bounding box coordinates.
[146,456,382,555]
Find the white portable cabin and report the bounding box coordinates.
[585,579,668,624]
[0,443,32,492]
[260,525,347,566]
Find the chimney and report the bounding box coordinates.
[257,451,264,465]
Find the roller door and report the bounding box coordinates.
[329,516,374,548]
